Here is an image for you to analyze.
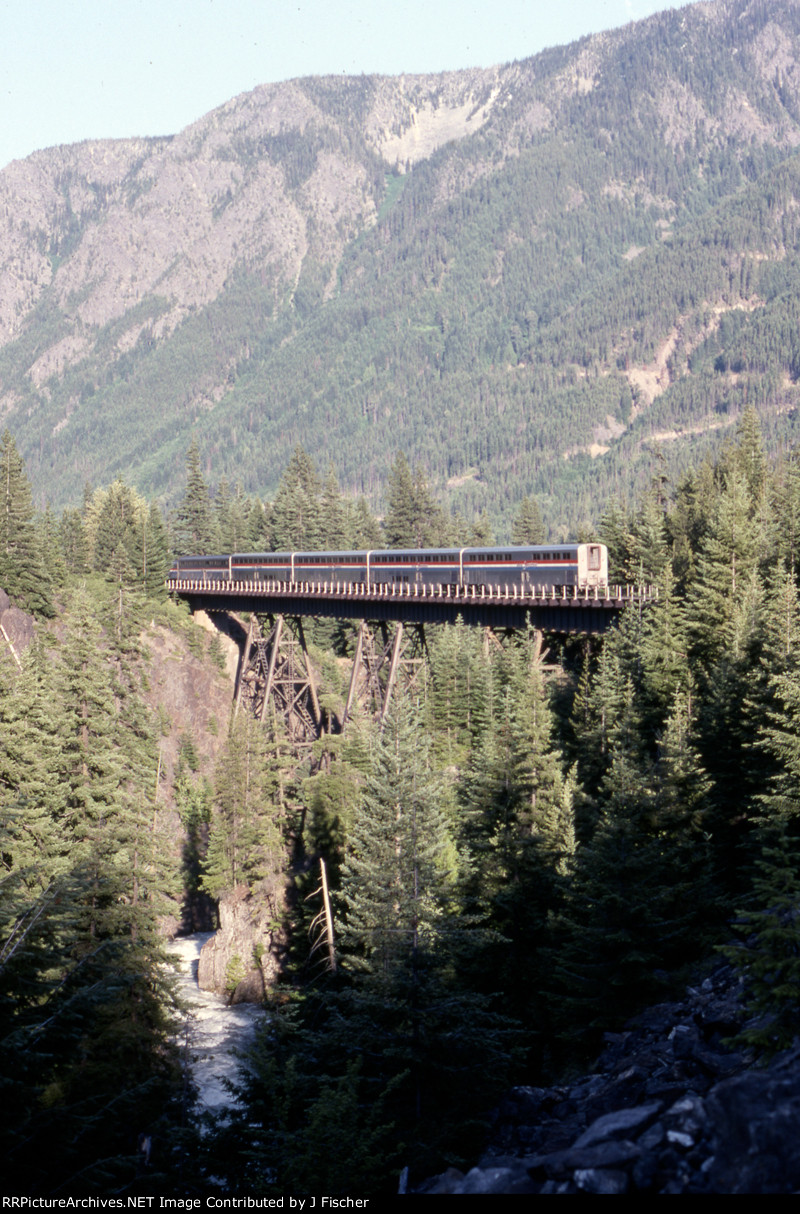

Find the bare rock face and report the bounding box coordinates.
[198,879,287,1002]
[0,597,35,662]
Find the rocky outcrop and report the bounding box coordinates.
[0,590,35,665]
[419,965,800,1194]
[198,879,288,1003]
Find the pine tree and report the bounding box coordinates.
[639,565,693,733]
[318,466,349,550]
[384,452,418,548]
[723,826,800,1055]
[567,634,628,805]
[59,506,89,575]
[0,639,66,883]
[667,461,716,592]
[770,449,800,575]
[1,589,183,1190]
[93,479,138,584]
[203,715,289,898]
[140,501,171,595]
[0,431,53,615]
[270,446,323,550]
[629,487,671,584]
[384,454,446,548]
[512,495,545,545]
[175,437,216,555]
[599,497,636,585]
[469,511,494,546]
[333,693,514,1176]
[349,496,382,548]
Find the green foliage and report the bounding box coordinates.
[0,431,53,615]
[175,436,216,555]
[11,367,800,1188]
[722,827,800,1056]
[203,714,291,899]
[0,581,186,1191]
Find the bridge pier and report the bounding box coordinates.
[342,620,428,730]
[233,614,322,744]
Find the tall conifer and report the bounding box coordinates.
[0,431,53,615]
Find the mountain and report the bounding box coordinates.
[5,0,800,534]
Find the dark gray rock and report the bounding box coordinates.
[416,962,800,1194]
[460,1166,535,1194]
[574,1168,629,1194]
[527,1139,641,1180]
[573,1101,663,1149]
[705,1068,800,1193]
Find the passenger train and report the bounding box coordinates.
[168,543,609,593]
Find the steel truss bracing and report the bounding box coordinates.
[234,614,322,744]
[343,620,428,729]
[227,614,559,739]
[482,626,561,675]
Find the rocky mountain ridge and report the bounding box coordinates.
[6,0,800,523]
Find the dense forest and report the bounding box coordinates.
[3,412,800,1193]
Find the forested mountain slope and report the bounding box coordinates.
[5,0,800,532]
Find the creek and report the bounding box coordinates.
[168,932,265,1116]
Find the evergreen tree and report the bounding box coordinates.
[384,452,418,548]
[140,501,171,596]
[203,714,290,899]
[599,497,636,585]
[175,437,216,555]
[512,495,545,545]
[59,506,89,576]
[93,479,139,585]
[638,565,693,733]
[629,486,671,584]
[548,682,708,1054]
[384,454,446,548]
[770,449,800,575]
[667,461,716,593]
[723,826,800,1055]
[567,634,628,805]
[1,589,183,1190]
[689,468,763,667]
[270,446,323,550]
[0,431,53,615]
[469,511,494,546]
[318,466,349,550]
[36,505,66,588]
[349,496,382,548]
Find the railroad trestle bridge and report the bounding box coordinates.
[171,577,657,743]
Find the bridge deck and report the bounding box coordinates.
[170,578,657,633]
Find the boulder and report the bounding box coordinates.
[198,878,287,1001]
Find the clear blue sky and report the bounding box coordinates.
[1,0,685,170]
